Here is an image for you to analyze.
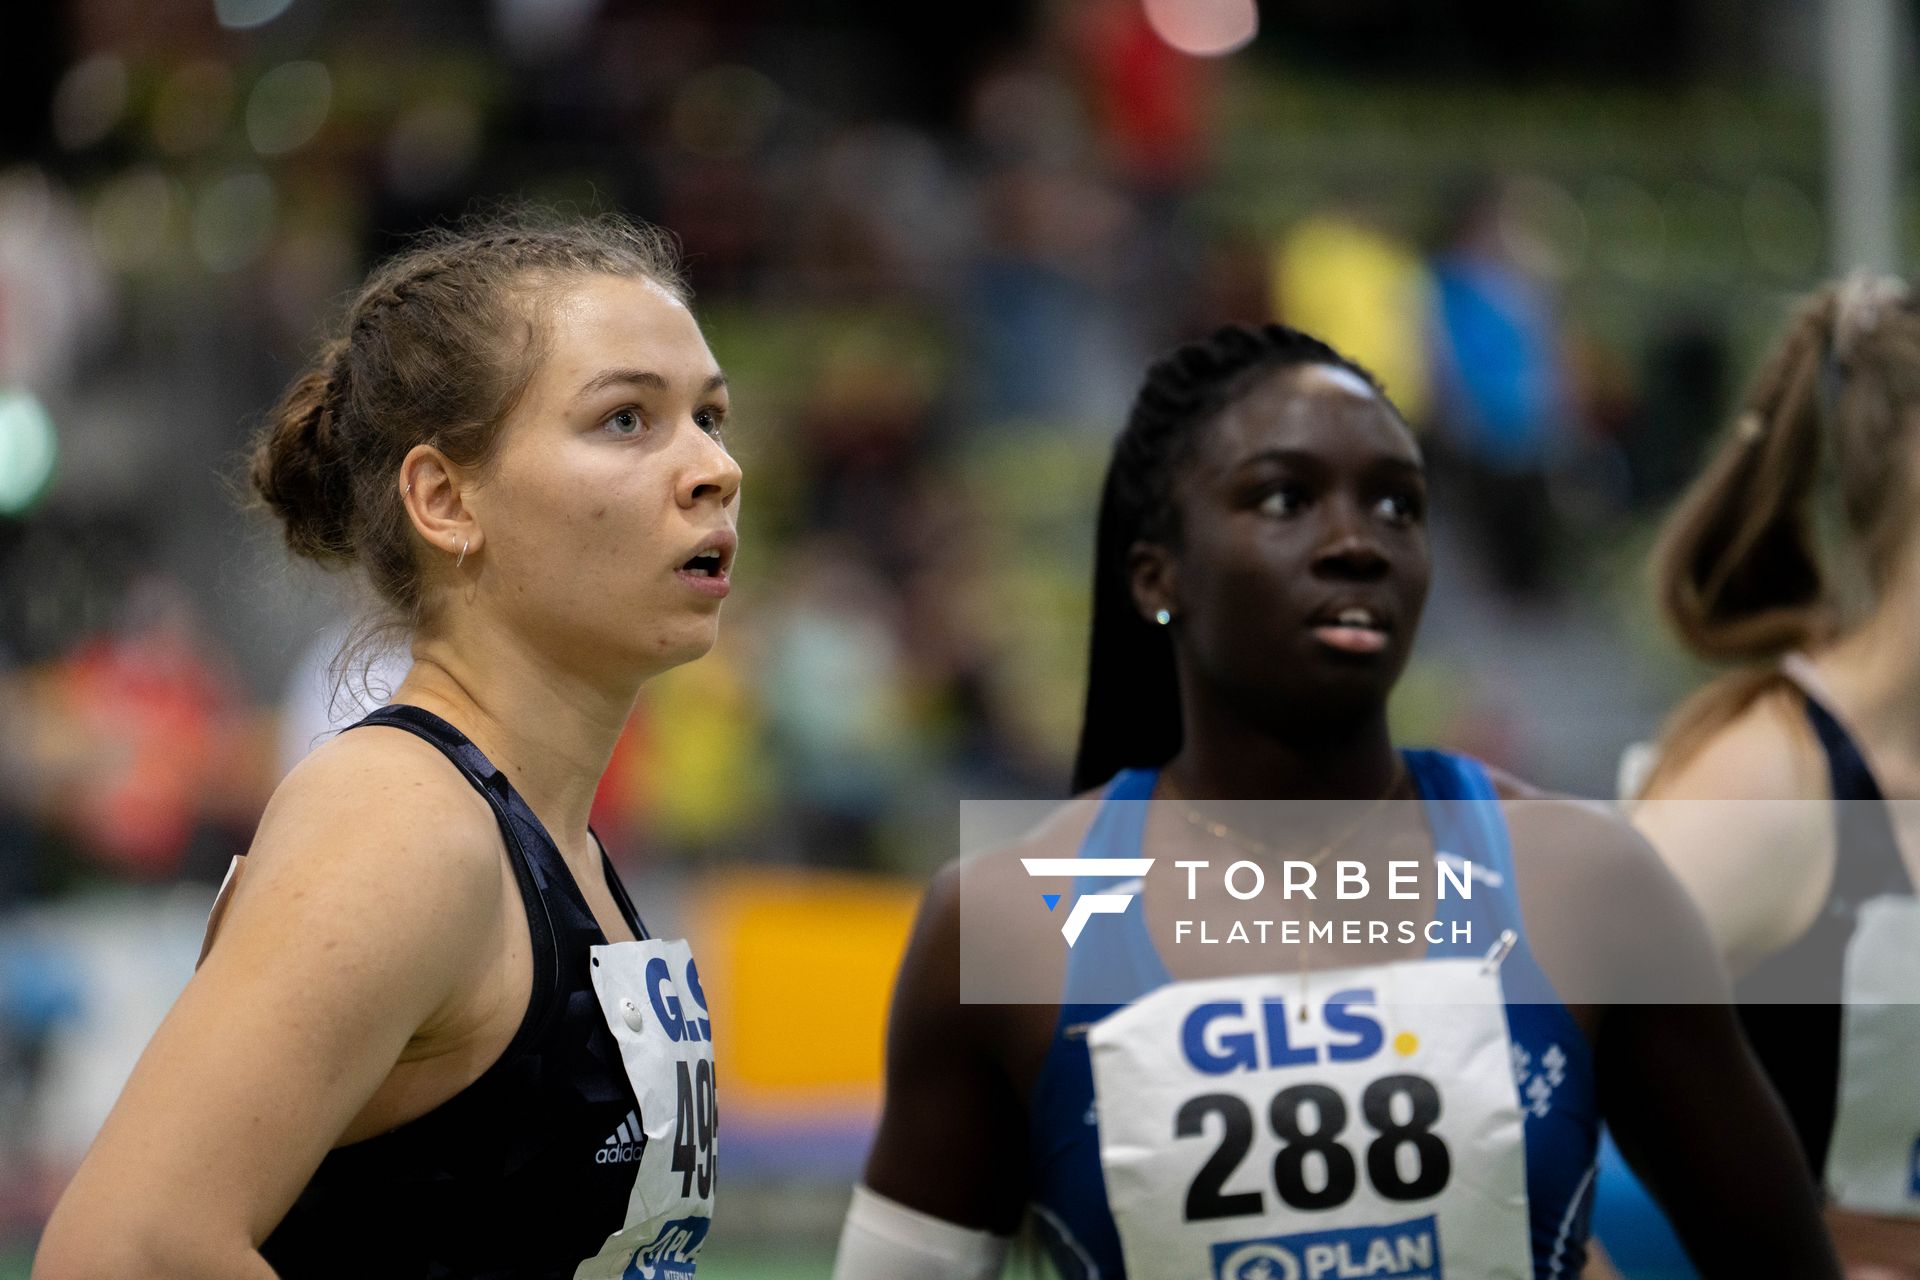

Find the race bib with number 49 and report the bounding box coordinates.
[573,937,717,1280]
[1088,959,1530,1280]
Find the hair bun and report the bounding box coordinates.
[250,339,358,563]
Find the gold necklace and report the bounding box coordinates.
[1162,762,1409,1020]
[1165,762,1407,867]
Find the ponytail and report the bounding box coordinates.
[1653,290,1836,663]
[1648,275,1920,788]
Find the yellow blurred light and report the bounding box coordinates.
[1142,0,1258,57]
[92,167,180,271]
[152,60,235,156]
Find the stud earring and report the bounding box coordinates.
[1154,608,1173,626]
[456,538,469,569]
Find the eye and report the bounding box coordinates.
[693,404,727,437]
[1257,485,1306,517]
[605,407,647,438]
[1374,490,1423,525]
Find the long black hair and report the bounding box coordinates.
[1070,323,1388,794]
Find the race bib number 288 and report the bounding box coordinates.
[1088,961,1530,1280]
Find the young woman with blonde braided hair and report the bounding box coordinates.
[1591,275,1920,1280]
[35,212,735,1280]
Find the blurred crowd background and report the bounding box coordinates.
[0,0,1908,1274]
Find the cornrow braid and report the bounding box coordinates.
[1071,323,1394,793]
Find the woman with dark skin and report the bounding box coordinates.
[836,325,1838,1279]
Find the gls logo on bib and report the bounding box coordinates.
[1214,1215,1442,1280]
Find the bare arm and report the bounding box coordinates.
[860,862,1030,1235]
[1553,809,1838,1278]
[33,731,505,1280]
[1633,693,1834,976]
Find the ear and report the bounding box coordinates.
[398,444,482,564]
[1127,539,1178,625]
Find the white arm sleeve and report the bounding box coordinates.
[832,1183,1012,1280]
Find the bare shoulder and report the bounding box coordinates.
[218,725,507,965]
[1483,766,1667,889]
[1646,685,1828,803]
[1481,767,1729,1004]
[1630,688,1834,968]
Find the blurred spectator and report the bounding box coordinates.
[1426,177,1578,599]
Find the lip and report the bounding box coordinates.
[674,528,737,599]
[1304,599,1394,656]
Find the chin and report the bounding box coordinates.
[641,620,722,673]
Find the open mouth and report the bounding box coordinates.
[680,549,725,578]
[1309,605,1391,655]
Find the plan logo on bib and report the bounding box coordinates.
[1021,857,1154,946]
[619,1216,708,1280]
[1212,1215,1442,1280]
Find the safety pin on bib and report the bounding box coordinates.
[1480,928,1518,974]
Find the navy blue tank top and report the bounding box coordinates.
[260,705,657,1280]
[1026,749,1601,1280]
[1738,687,1913,1174]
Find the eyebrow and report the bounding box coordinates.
[574,369,729,400]
[1231,448,1424,475]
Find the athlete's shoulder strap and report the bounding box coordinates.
[344,704,565,1036]
[1059,768,1171,1005]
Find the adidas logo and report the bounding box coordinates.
[596,1110,646,1165]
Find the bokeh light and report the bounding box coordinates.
[0,389,59,517]
[246,61,333,157]
[151,60,236,157]
[51,55,129,152]
[1142,0,1258,57]
[214,0,295,30]
[91,167,180,271]
[671,66,783,160]
[191,170,277,273]
[383,99,483,203]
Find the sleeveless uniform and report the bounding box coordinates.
[1027,749,1600,1280]
[1592,666,1920,1275]
[257,706,717,1280]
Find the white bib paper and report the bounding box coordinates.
[1827,895,1920,1217]
[573,937,717,1280]
[1088,959,1531,1280]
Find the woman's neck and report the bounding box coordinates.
[1813,575,1920,761]
[396,623,638,859]
[1163,695,1402,801]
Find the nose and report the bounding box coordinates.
[678,424,742,510]
[1310,498,1388,581]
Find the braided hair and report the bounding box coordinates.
[251,209,684,618]
[1070,323,1392,793]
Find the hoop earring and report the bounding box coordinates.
[1154,608,1173,626]
[456,538,469,569]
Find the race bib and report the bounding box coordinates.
[573,938,718,1280]
[1827,895,1920,1217]
[1088,959,1530,1280]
